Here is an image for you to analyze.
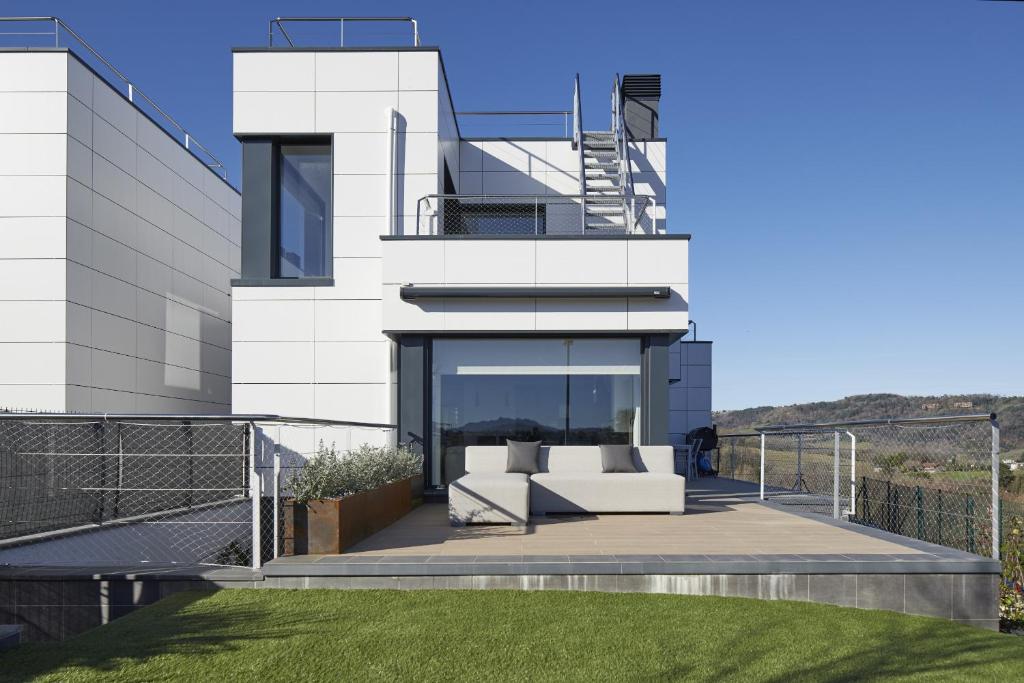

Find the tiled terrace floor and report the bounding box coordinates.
[285,478,926,560]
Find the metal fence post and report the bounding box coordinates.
[273,440,281,560]
[249,422,261,570]
[759,433,766,500]
[992,416,1001,560]
[833,430,841,520]
[730,438,736,478]
[845,431,856,517]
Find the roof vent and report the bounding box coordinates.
[621,74,661,140]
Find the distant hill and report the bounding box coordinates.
[714,393,1023,455]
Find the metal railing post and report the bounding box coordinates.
[833,430,841,519]
[992,416,1001,560]
[273,438,281,560]
[759,433,766,500]
[339,18,345,47]
[249,422,261,570]
[53,17,59,47]
[534,197,539,235]
[795,433,803,491]
[846,430,856,517]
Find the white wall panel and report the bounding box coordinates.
[0,93,66,133]
[0,217,66,259]
[443,240,534,284]
[315,52,398,91]
[235,52,315,92]
[233,92,315,134]
[313,341,390,384]
[0,53,67,91]
[536,240,626,284]
[315,91,398,133]
[233,300,314,342]
[398,52,438,91]
[234,341,315,383]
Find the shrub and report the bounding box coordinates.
[1000,514,1024,632]
[288,441,422,503]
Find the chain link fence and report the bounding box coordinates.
[415,194,656,236]
[719,414,1000,558]
[0,414,398,569]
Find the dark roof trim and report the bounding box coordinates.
[400,286,672,300]
[384,330,689,337]
[232,46,442,52]
[381,234,690,241]
[231,277,334,288]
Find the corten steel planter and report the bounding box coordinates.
[283,476,420,555]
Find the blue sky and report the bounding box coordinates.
[7,1,1023,409]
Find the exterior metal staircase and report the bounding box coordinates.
[573,74,650,233]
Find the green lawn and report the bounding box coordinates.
[3,589,1023,682]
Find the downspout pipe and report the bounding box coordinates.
[385,105,397,235]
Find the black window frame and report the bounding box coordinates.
[272,136,333,280]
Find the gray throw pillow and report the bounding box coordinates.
[506,440,542,474]
[601,444,638,473]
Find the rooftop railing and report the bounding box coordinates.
[0,16,228,181]
[268,16,420,48]
[414,194,657,237]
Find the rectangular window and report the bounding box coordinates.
[430,338,640,487]
[277,142,331,278]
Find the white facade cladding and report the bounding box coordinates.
[0,50,240,413]
[230,39,705,478]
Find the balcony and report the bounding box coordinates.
[413,194,659,237]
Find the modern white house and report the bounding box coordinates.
[230,19,711,493]
[0,39,240,413]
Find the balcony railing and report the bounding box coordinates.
[268,16,420,47]
[0,16,228,180]
[414,194,657,237]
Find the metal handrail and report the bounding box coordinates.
[269,16,420,47]
[0,17,228,180]
[611,74,638,199]
[415,193,654,236]
[0,412,397,429]
[755,413,997,434]
[573,73,586,230]
[456,111,573,138]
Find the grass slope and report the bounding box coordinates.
[3,590,1023,682]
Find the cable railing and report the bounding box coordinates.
[415,194,655,236]
[268,16,420,48]
[0,412,398,570]
[719,413,1003,559]
[455,111,573,138]
[0,17,228,181]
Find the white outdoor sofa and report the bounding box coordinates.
[448,445,685,526]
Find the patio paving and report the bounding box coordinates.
[337,477,925,557]
[264,477,1002,578]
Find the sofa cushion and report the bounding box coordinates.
[506,440,542,474]
[530,472,685,514]
[600,444,638,473]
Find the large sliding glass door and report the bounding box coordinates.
[430,338,640,487]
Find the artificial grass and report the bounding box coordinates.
[2,589,1023,682]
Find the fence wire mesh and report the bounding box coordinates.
[0,419,252,567]
[415,194,655,236]
[0,416,401,569]
[254,423,399,563]
[719,416,999,557]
